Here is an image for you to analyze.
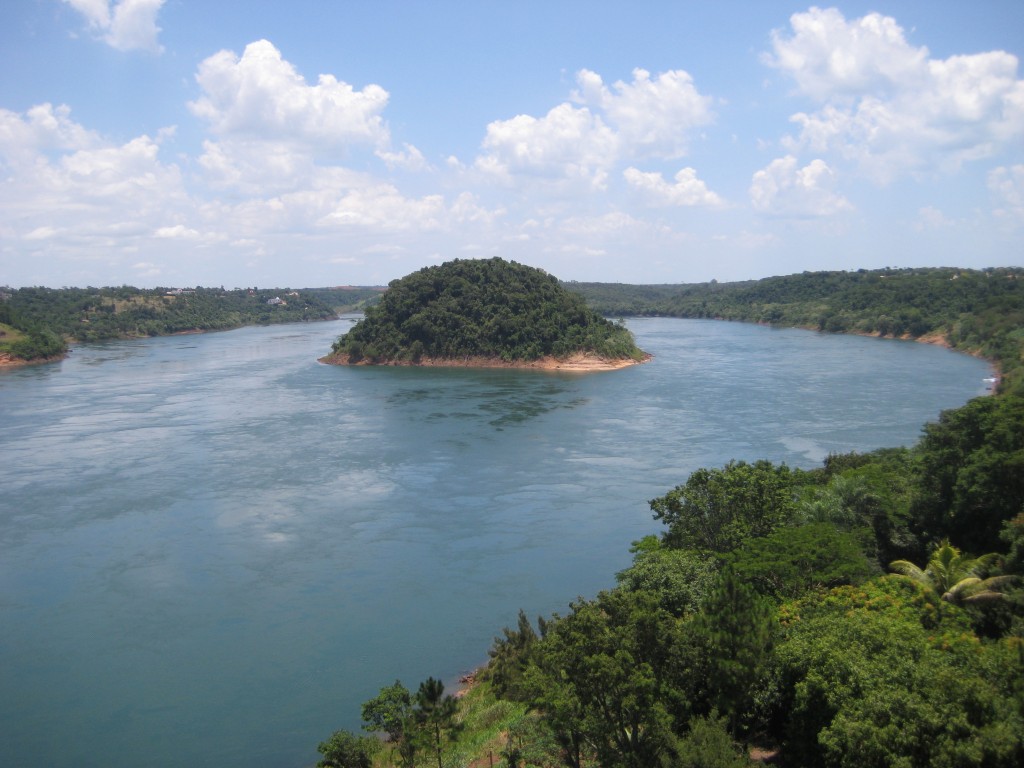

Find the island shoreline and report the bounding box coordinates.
[318,351,653,372]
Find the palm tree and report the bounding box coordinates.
[889,540,1014,605]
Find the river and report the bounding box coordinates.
[0,317,991,767]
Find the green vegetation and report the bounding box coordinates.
[321,387,1024,766]
[566,267,1024,393]
[9,265,1024,765]
[0,284,381,362]
[325,258,646,365]
[310,391,1023,768]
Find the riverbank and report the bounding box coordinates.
[0,351,67,368]
[319,350,652,371]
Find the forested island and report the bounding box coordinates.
[312,268,1024,768]
[320,258,647,370]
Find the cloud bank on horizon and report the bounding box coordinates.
[1,1,1022,288]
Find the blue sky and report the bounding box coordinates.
[2,1,1022,288]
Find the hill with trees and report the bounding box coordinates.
[321,258,647,368]
[566,266,1024,394]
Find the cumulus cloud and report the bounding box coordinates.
[573,68,715,158]
[476,103,618,188]
[475,67,714,187]
[189,40,391,146]
[0,103,190,266]
[989,164,1024,224]
[624,167,724,207]
[766,7,1024,181]
[62,0,165,53]
[0,103,100,167]
[376,143,430,171]
[750,155,852,216]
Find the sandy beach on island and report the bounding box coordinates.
[319,351,652,371]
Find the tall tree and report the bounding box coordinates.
[414,677,460,768]
[691,568,776,736]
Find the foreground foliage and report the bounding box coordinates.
[328,258,645,364]
[320,393,1024,767]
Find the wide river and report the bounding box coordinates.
[0,317,992,768]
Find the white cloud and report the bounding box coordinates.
[0,103,99,167]
[914,206,955,231]
[376,143,429,171]
[0,104,190,268]
[750,155,852,216]
[62,0,165,53]
[765,7,927,100]
[154,225,202,240]
[989,164,1024,224]
[624,167,724,207]
[767,7,1024,181]
[189,40,390,147]
[317,184,445,230]
[475,66,714,187]
[476,103,617,188]
[573,68,715,158]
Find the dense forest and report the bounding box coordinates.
[565,267,1024,395]
[315,271,1024,767]
[324,258,645,365]
[0,285,382,362]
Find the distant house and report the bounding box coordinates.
[267,296,285,306]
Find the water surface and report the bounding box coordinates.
[0,317,991,767]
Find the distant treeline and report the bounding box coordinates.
[0,285,383,361]
[566,266,1024,394]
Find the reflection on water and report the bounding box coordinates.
[0,318,991,768]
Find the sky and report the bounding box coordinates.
[1,1,1022,288]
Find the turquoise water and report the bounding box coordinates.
[0,317,991,767]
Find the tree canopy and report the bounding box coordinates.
[324,257,646,365]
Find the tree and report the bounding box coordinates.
[674,713,750,768]
[650,460,795,553]
[316,729,373,768]
[524,590,688,768]
[361,680,417,767]
[615,536,718,616]
[912,395,1024,553]
[485,609,545,700]
[767,577,1024,768]
[889,540,1015,606]
[728,523,875,601]
[414,677,460,768]
[690,568,775,736]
